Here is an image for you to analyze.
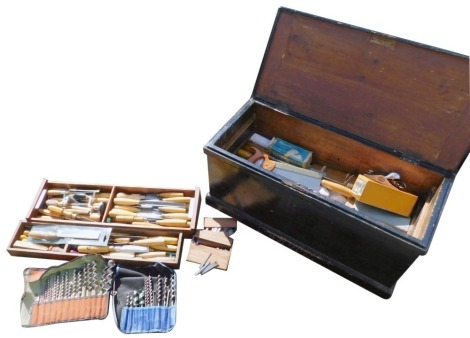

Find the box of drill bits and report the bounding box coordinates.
[20,254,178,332]
[113,263,177,333]
[204,7,469,298]
[20,254,115,327]
[7,179,201,267]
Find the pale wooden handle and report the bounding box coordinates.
[163,196,192,203]
[158,192,184,198]
[158,207,186,213]
[108,208,136,217]
[156,219,190,227]
[321,180,355,199]
[161,213,190,220]
[115,215,146,223]
[113,197,140,206]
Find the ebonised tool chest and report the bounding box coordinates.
[7,179,201,268]
[203,7,469,298]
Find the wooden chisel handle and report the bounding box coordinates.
[321,180,354,199]
[47,189,68,196]
[116,192,141,200]
[136,251,168,258]
[115,215,146,223]
[158,207,186,213]
[163,196,192,203]
[113,197,140,206]
[133,237,166,246]
[156,219,190,227]
[161,213,191,220]
[114,205,141,213]
[108,208,136,217]
[77,246,111,254]
[158,192,184,198]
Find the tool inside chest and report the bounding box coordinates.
[216,101,449,243]
[7,179,201,267]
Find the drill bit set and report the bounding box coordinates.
[20,255,177,333]
[20,255,115,327]
[114,263,177,333]
[108,192,194,228]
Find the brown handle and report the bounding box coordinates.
[77,246,111,254]
[158,192,184,198]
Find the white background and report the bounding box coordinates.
[1,1,469,337]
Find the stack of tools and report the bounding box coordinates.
[13,224,112,253]
[239,134,419,229]
[108,192,193,228]
[115,263,177,333]
[187,217,237,274]
[38,188,110,222]
[20,255,115,327]
[12,225,179,261]
[77,233,179,260]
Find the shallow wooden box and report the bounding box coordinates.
[7,179,202,268]
[204,8,469,297]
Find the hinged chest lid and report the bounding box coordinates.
[254,8,469,173]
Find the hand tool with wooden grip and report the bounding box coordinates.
[249,148,355,198]
[112,204,188,214]
[114,192,192,206]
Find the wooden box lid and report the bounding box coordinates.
[253,7,469,174]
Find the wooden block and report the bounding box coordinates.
[194,229,232,249]
[187,241,232,270]
[204,217,237,230]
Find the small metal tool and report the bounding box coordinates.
[194,253,218,275]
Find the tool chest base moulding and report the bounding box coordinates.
[203,8,469,298]
[7,179,202,268]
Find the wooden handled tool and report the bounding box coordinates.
[114,192,191,206]
[132,219,190,227]
[115,213,190,223]
[320,180,354,199]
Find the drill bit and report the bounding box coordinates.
[169,274,176,306]
[91,261,98,296]
[156,276,162,306]
[64,271,71,300]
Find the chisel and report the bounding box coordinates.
[115,214,190,223]
[109,209,189,221]
[114,192,192,206]
[132,219,190,227]
[77,245,149,254]
[113,203,187,213]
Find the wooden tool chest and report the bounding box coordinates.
[7,179,201,268]
[203,7,469,298]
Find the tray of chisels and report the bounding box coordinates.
[7,179,201,267]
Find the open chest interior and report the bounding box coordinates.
[214,100,449,244]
